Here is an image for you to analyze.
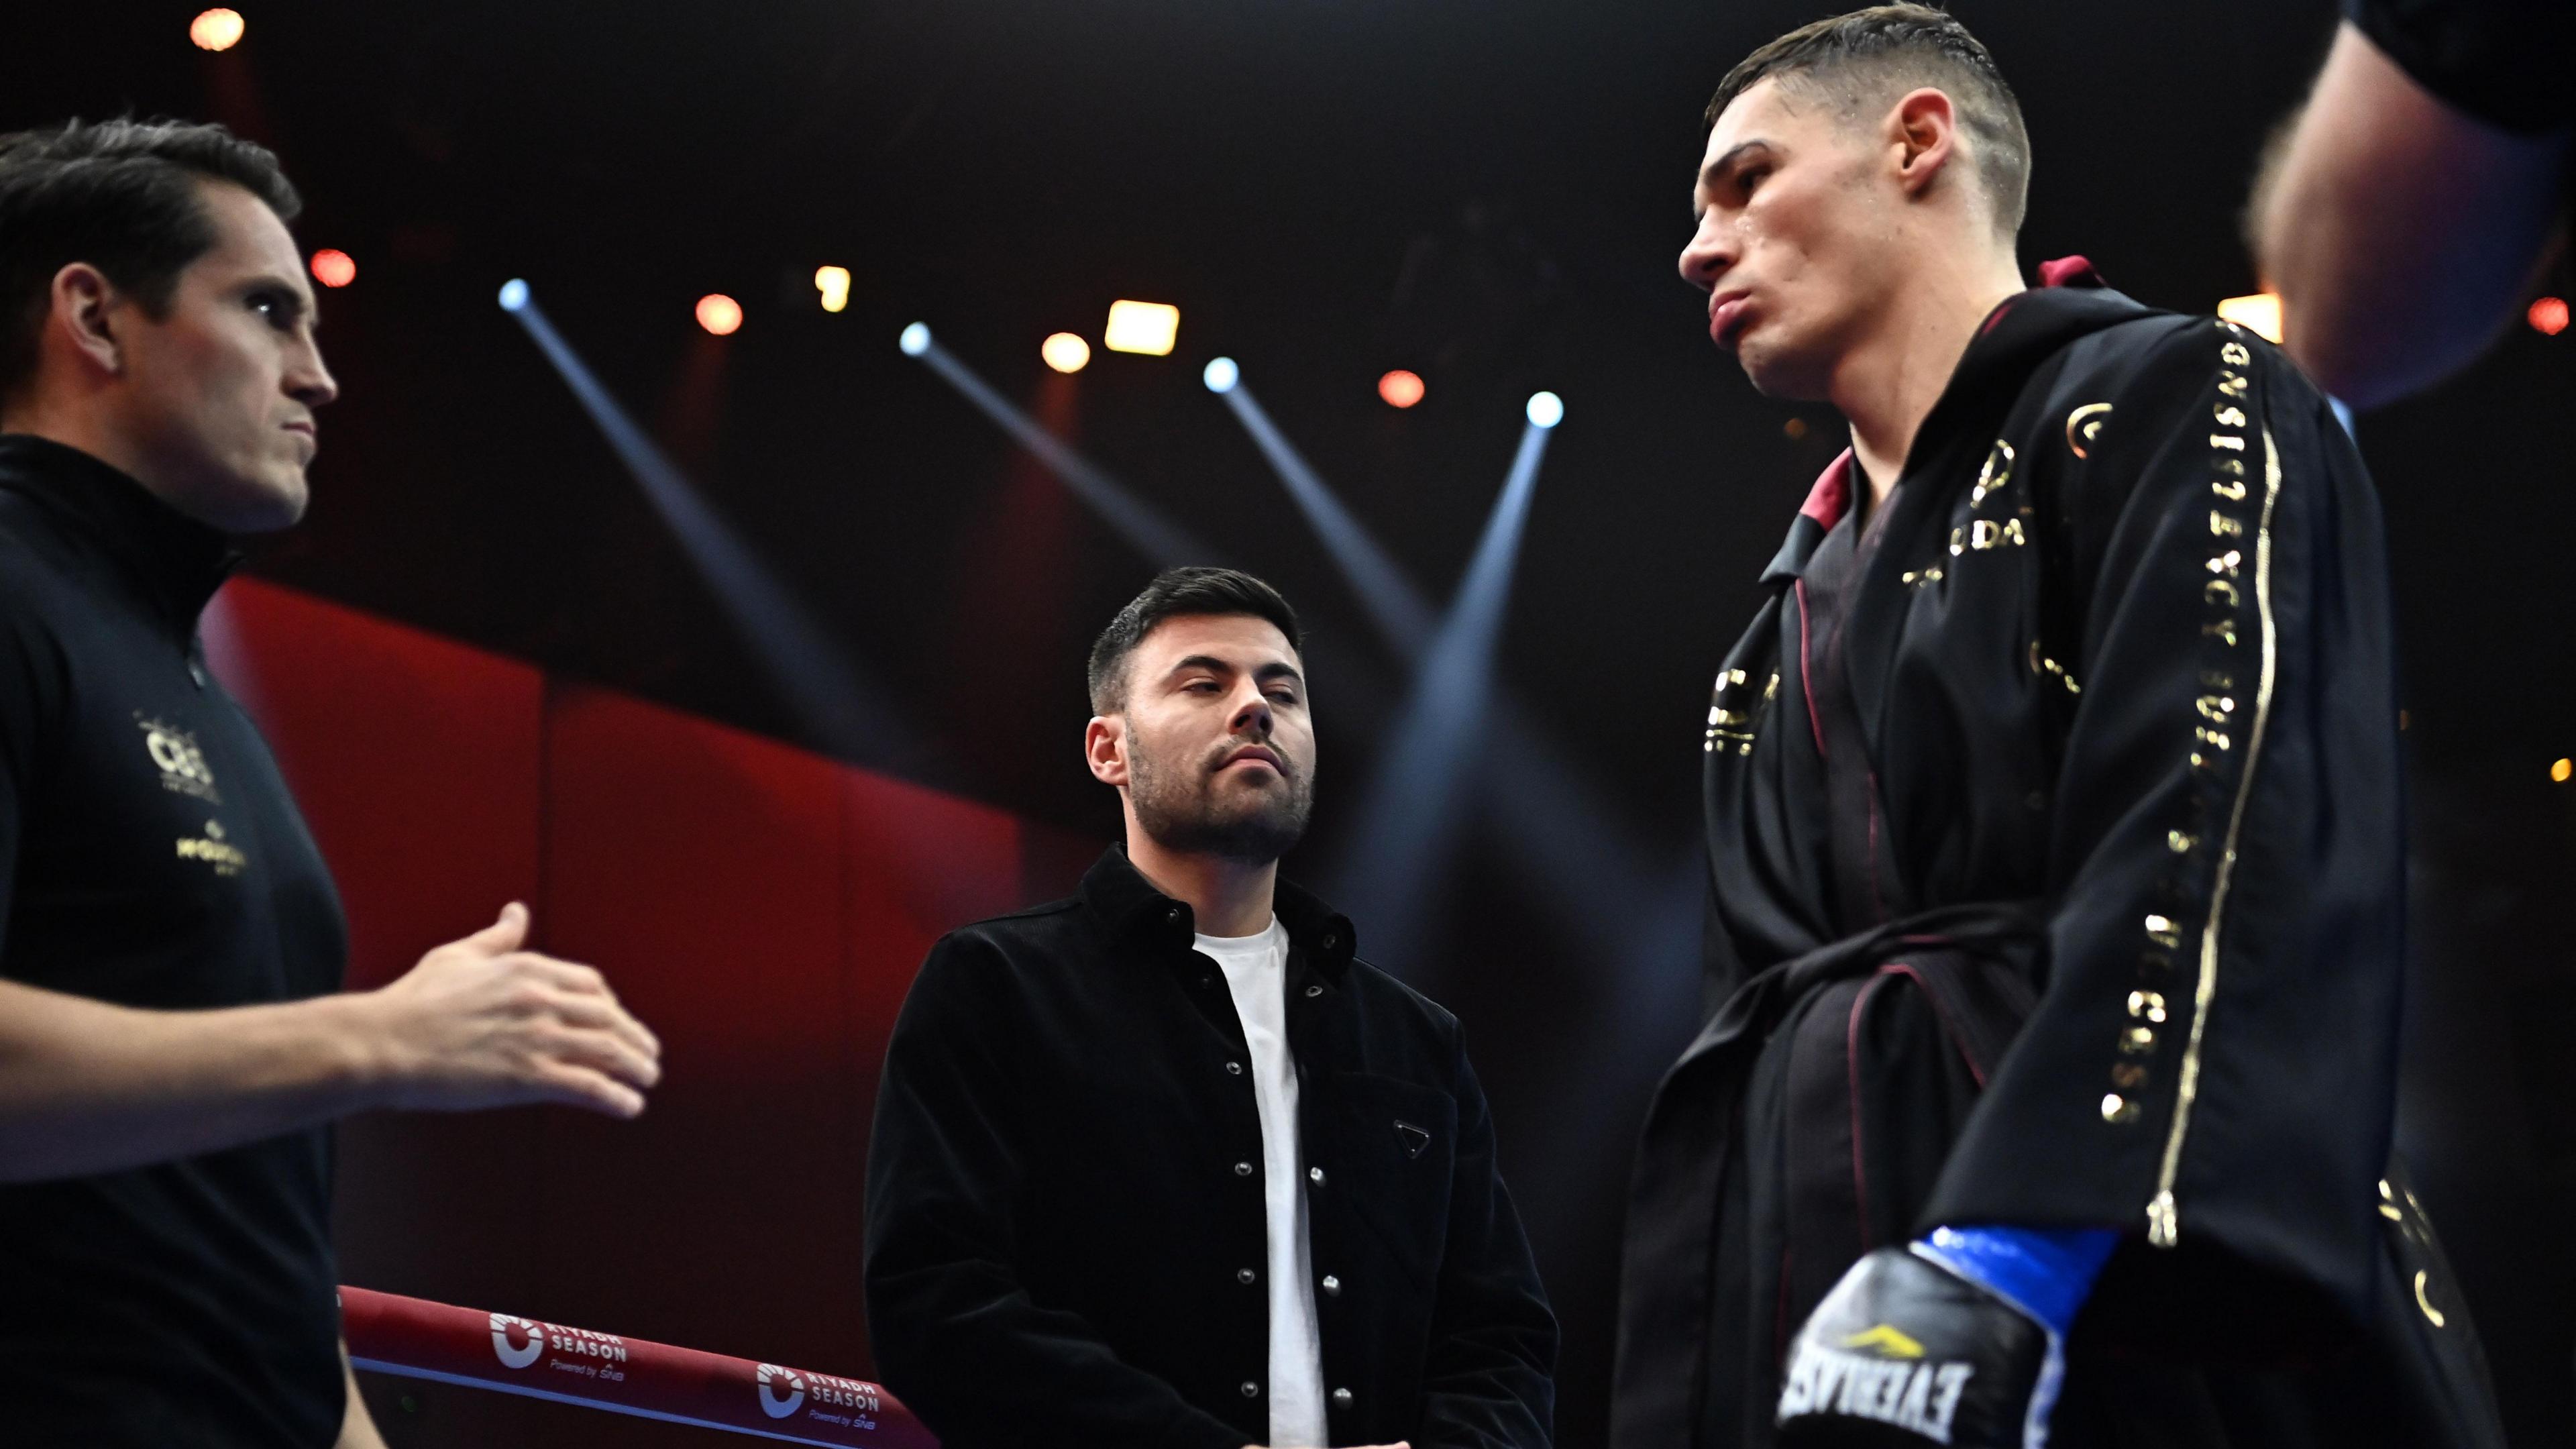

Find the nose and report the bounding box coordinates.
[1678,213,1734,293]
[287,334,339,410]
[1228,685,1273,737]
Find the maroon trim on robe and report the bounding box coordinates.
[1798,449,1854,529]
[2037,254,2105,289]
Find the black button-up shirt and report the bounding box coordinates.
[865,848,1556,1448]
[0,435,349,1447]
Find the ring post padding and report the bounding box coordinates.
[340,1285,935,1447]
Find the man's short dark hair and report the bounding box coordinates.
[1087,568,1305,715]
[0,118,302,401]
[1708,5,2030,237]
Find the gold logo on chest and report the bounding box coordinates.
[136,715,221,804]
[175,818,248,877]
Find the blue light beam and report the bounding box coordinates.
[1212,375,1434,647]
[1332,418,1556,960]
[500,282,914,763]
[908,333,1222,568]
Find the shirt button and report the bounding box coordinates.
[1321,1275,1341,1297]
[1332,1387,1354,1409]
[1226,1061,1244,1075]
[1236,1267,1256,1284]
[1308,1167,1325,1186]
[1234,1161,1254,1177]
[1167,906,1186,927]
[1321,931,1339,950]
[1305,983,1323,998]
[1240,1381,1260,1399]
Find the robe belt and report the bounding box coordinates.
[1682,902,2043,1084]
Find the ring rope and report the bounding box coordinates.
[340,1285,934,1446]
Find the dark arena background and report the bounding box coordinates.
[10,3,2575,1445]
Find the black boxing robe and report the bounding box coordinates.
[1611,268,2506,1448]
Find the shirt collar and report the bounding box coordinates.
[1759,257,2150,587]
[0,434,240,639]
[1077,845,1358,979]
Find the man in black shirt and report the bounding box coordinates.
[865,568,1556,1449]
[0,120,664,1447]
[2253,0,2573,407]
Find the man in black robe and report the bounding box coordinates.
[1613,9,2505,1446]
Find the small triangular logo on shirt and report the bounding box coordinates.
[1394,1120,1430,1159]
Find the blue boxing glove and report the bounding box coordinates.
[1777,1226,2114,1448]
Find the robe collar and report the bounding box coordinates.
[1760,256,2138,587]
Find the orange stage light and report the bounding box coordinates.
[191,8,246,51]
[2216,292,2283,344]
[1378,370,1425,409]
[696,294,743,337]
[1041,333,1092,374]
[2554,757,2573,784]
[814,266,851,314]
[2529,297,2570,337]
[309,250,356,289]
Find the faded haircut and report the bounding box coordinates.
[1087,567,1305,716]
[1709,5,2031,238]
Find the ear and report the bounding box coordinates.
[1085,714,1130,788]
[47,263,127,380]
[1883,87,1963,201]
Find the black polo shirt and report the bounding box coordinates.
[864,847,1556,1449]
[0,435,349,1447]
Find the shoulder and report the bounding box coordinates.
[1340,957,1466,1053]
[2041,317,2334,488]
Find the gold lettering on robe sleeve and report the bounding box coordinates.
[2137,301,2285,1247]
[2110,324,2277,1183]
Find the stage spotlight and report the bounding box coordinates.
[2554,757,2573,784]
[497,278,530,313]
[309,250,356,289]
[1525,391,1564,429]
[814,266,851,314]
[1042,333,1092,374]
[2217,292,2284,343]
[1203,357,1240,394]
[696,294,743,337]
[191,8,245,51]
[2530,297,2570,337]
[899,322,931,356]
[1104,300,1180,356]
[1378,370,1425,409]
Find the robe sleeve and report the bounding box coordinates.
[1919,318,2406,1335]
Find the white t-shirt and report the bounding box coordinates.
[1194,919,1327,1449]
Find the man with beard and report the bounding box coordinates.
[865,567,1556,1449]
[1614,9,2504,1448]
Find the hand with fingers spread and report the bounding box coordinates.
[355,903,661,1118]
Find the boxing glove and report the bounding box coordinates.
[1776,1228,2113,1449]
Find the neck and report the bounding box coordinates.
[1830,245,2025,508]
[1123,826,1278,938]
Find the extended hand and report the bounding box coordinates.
[356,904,661,1118]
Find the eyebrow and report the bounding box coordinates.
[1693,140,1774,217]
[1167,655,1306,689]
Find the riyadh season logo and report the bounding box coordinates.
[757,1363,807,1419]
[490,1313,545,1370]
